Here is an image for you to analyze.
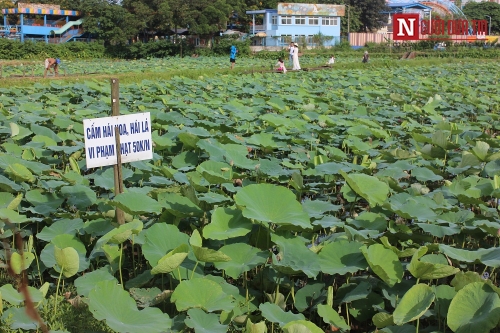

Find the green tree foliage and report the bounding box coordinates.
[78,0,136,45]
[462,1,500,35]
[349,0,389,32]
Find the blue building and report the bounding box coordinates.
[246,3,345,47]
[1,3,83,43]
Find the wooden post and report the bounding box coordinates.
[111,78,125,225]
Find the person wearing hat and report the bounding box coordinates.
[362,51,369,63]
[292,42,301,70]
[44,58,60,77]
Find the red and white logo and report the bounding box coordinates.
[393,14,420,41]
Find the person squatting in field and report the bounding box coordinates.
[44,58,60,77]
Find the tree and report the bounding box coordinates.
[183,0,232,36]
[78,0,137,45]
[462,1,500,35]
[121,0,171,40]
[349,0,388,32]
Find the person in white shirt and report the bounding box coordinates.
[328,55,335,65]
[288,42,294,68]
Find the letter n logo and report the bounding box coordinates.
[393,14,420,41]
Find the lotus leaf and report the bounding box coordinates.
[447,282,500,333]
[88,280,172,333]
[393,284,435,325]
[234,184,311,230]
[360,244,403,287]
[170,278,235,312]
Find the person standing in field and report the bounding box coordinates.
[362,51,369,63]
[44,58,60,77]
[292,43,301,70]
[288,42,295,68]
[230,45,237,70]
[328,55,335,65]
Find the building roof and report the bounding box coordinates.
[246,9,277,14]
[382,2,432,14]
[2,8,80,15]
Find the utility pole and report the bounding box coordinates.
[486,15,492,35]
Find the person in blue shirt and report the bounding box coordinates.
[230,45,237,69]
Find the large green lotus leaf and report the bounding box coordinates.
[0,174,23,192]
[151,244,189,275]
[10,251,35,275]
[157,192,204,217]
[31,123,62,143]
[339,170,389,207]
[411,167,443,182]
[25,189,65,216]
[393,284,435,325]
[88,280,172,333]
[447,282,500,333]
[214,243,268,279]
[60,185,97,210]
[408,246,459,280]
[347,212,387,232]
[259,303,305,327]
[41,234,89,273]
[74,266,116,297]
[1,307,38,330]
[484,159,500,177]
[282,320,323,333]
[5,163,35,183]
[0,284,24,305]
[37,218,84,242]
[0,208,28,223]
[172,151,199,169]
[360,244,403,287]
[247,133,281,149]
[203,207,253,240]
[170,278,235,312]
[433,285,456,319]
[439,244,500,267]
[302,200,342,219]
[185,308,228,333]
[178,132,200,149]
[142,224,189,265]
[109,192,162,215]
[234,184,311,230]
[54,246,80,278]
[416,223,460,237]
[294,283,325,312]
[317,304,350,331]
[196,160,232,184]
[336,281,372,304]
[318,240,367,275]
[271,233,321,278]
[385,193,438,222]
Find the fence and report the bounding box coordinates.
[348,32,490,47]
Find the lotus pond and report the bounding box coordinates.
[1,60,500,333]
[0,56,374,78]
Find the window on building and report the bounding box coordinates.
[281,16,292,25]
[309,17,319,25]
[295,17,306,25]
[307,35,314,44]
[322,17,338,26]
[280,35,292,44]
[271,15,277,25]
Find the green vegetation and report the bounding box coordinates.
[1,57,500,333]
